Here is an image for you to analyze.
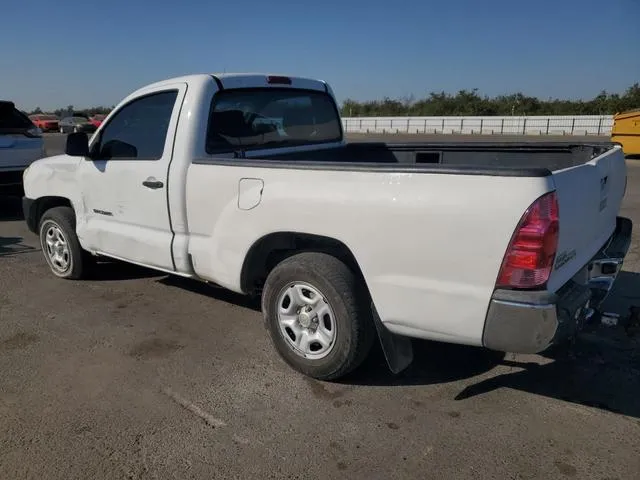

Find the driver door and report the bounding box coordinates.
[77,83,187,271]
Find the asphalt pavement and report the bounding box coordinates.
[0,135,639,479]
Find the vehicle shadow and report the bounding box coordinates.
[89,259,166,282]
[0,195,23,221]
[345,340,507,387]
[339,270,640,418]
[601,270,640,318]
[158,275,261,312]
[454,270,640,418]
[0,236,37,256]
[454,343,640,418]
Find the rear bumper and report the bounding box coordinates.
[482,216,633,354]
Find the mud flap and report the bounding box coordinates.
[372,306,413,374]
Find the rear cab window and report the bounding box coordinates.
[205,88,342,154]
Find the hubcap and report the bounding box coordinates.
[42,223,71,273]
[277,282,336,360]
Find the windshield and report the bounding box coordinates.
[71,117,87,123]
[0,102,33,131]
[206,88,342,152]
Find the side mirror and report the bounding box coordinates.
[65,132,89,157]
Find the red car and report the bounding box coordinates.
[29,114,59,132]
[89,114,107,128]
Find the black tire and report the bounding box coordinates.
[38,206,92,280]
[262,252,375,381]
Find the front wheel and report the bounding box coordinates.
[262,252,375,380]
[38,206,91,279]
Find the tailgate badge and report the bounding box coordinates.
[554,249,576,270]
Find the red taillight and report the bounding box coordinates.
[496,191,559,289]
[267,75,292,85]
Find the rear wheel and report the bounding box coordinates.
[262,252,375,380]
[38,206,92,279]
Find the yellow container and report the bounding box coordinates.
[611,109,640,156]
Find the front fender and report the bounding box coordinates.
[22,196,38,233]
[22,155,84,231]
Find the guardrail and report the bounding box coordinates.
[342,115,614,136]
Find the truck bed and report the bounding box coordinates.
[259,141,616,173]
[219,139,627,318]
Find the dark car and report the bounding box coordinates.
[59,116,96,134]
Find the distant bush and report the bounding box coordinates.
[27,84,640,118]
[28,105,114,117]
[340,83,640,117]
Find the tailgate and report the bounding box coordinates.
[546,145,627,292]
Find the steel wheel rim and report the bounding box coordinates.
[42,222,71,274]
[276,282,337,360]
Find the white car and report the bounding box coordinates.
[0,100,45,195]
[21,73,633,380]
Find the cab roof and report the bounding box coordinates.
[137,73,328,93]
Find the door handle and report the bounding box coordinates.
[142,178,164,189]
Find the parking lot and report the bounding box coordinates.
[1,135,639,479]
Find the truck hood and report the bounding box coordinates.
[23,154,83,199]
[29,153,81,165]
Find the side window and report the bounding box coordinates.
[97,90,178,160]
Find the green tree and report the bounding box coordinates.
[340,84,640,117]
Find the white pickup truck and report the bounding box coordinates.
[22,73,633,380]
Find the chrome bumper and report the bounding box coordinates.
[482,216,633,354]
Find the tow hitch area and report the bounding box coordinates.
[596,306,640,336]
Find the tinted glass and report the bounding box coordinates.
[206,88,342,153]
[97,90,178,160]
[0,103,33,130]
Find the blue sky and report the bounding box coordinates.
[1,0,638,111]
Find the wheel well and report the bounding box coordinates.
[240,232,364,295]
[33,196,72,228]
